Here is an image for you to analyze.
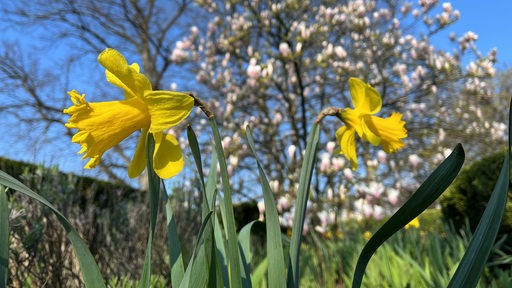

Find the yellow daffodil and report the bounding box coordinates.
[405,217,420,229]
[336,77,407,170]
[64,48,194,179]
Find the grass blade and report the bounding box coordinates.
[209,117,242,288]
[139,133,161,288]
[162,186,184,287]
[0,171,106,288]
[287,123,320,288]
[246,126,286,287]
[238,220,260,281]
[187,126,206,197]
[352,143,465,288]
[447,100,512,288]
[0,185,8,287]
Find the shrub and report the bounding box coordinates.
[439,150,512,256]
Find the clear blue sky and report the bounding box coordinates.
[444,1,512,66]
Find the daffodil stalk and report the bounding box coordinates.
[316,77,408,170]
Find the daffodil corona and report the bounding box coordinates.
[336,78,407,170]
[64,48,194,179]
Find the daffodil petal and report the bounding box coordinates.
[64,90,151,169]
[152,132,184,179]
[364,113,407,153]
[144,91,194,133]
[348,77,381,114]
[128,129,148,178]
[98,48,152,99]
[340,108,363,136]
[336,126,358,170]
[361,115,382,146]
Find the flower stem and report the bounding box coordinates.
[186,92,214,118]
[315,106,344,124]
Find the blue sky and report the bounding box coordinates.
[0,1,511,181]
[443,1,512,66]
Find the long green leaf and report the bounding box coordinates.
[139,133,161,288]
[0,185,8,287]
[238,220,259,279]
[189,211,214,288]
[162,187,184,288]
[209,117,242,288]
[352,143,465,288]
[447,100,512,287]
[214,214,229,287]
[287,123,320,288]
[246,126,286,287]
[0,171,106,288]
[187,126,206,198]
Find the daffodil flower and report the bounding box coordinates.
[336,77,407,170]
[64,48,194,179]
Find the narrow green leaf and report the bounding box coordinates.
[352,144,465,288]
[209,117,242,288]
[214,212,229,287]
[140,133,161,288]
[0,171,106,288]
[448,100,512,288]
[187,126,206,196]
[188,211,214,288]
[238,220,261,277]
[287,123,320,288]
[252,258,269,288]
[0,185,9,287]
[162,188,184,288]
[246,126,286,287]
[205,148,218,212]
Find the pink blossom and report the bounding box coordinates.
[387,188,400,206]
[279,42,291,56]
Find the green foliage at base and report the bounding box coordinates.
[299,215,512,288]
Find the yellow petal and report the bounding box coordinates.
[364,113,407,153]
[152,132,184,179]
[340,108,363,136]
[348,77,381,115]
[128,128,148,178]
[144,91,194,133]
[64,90,151,169]
[336,126,358,170]
[361,115,382,146]
[98,48,152,99]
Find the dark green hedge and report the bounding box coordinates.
[439,150,512,253]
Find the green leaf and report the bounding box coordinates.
[0,185,9,287]
[214,214,229,287]
[246,126,286,287]
[238,220,261,279]
[447,100,512,288]
[188,211,214,288]
[0,171,106,288]
[163,188,184,288]
[140,133,161,288]
[352,143,465,288]
[187,126,206,198]
[209,118,242,288]
[287,123,320,288]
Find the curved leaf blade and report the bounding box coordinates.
[447,99,512,288]
[0,171,106,288]
[352,143,465,288]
